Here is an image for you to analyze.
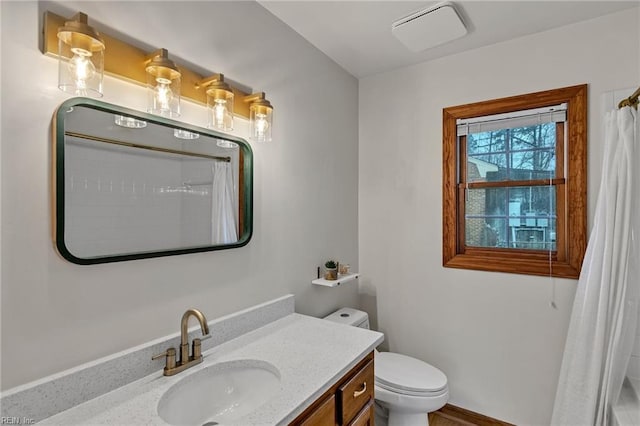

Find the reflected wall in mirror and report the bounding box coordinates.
[53,97,253,264]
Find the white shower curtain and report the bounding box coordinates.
[551,106,639,425]
[211,162,238,244]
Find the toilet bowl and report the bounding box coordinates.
[324,308,448,426]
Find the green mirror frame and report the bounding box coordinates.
[53,97,253,265]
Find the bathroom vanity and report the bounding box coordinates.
[1,295,383,425]
[292,351,375,425]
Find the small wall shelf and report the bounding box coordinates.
[312,273,359,288]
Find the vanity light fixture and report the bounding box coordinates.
[145,49,181,118]
[56,12,105,97]
[244,93,273,142]
[199,74,234,131]
[44,11,275,140]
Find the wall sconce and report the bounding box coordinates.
[56,12,105,97]
[145,49,181,118]
[199,74,234,131]
[244,93,273,142]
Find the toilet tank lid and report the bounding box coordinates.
[323,308,369,328]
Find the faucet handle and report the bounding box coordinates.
[152,347,176,359]
[192,334,211,359]
[152,349,169,360]
[152,347,177,371]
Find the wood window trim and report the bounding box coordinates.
[442,84,587,278]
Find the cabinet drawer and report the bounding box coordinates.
[348,401,374,426]
[338,359,374,424]
[299,394,336,426]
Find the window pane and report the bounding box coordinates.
[512,220,556,250]
[466,186,557,250]
[467,123,557,183]
[466,218,507,248]
[467,153,506,182]
[510,149,555,180]
[509,186,557,214]
[510,124,556,150]
[467,131,506,155]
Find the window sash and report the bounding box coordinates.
[461,123,562,185]
[459,183,563,254]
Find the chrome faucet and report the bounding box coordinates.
[152,308,211,376]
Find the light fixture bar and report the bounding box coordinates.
[43,11,252,118]
[197,73,225,90]
[243,92,269,104]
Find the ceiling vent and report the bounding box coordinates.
[392,1,467,52]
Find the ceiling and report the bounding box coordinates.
[259,1,639,78]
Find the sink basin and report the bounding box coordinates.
[157,359,281,426]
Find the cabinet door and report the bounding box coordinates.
[299,394,336,426]
[348,401,374,426]
[337,359,374,424]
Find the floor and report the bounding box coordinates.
[429,412,475,426]
[428,405,514,426]
[429,410,481,426]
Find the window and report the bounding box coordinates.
[442,85,587,278]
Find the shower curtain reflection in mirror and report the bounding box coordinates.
[211,162,238,244]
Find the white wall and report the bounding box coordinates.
[359,9,639,426]
[0,1,359,390]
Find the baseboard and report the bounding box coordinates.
[430,404,515,426]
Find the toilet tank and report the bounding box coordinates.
[324,308,370,329]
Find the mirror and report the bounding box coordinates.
[53,98,253,264]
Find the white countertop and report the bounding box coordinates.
[40,313,384,426]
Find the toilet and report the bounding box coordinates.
[324,308,449,426]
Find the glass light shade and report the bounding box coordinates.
[114,115,147,128]
[57,27,104,97]
[249,104,273,142]
[174,129,200,140]
[206,88,234,131]
[217,139,238,149]
[147,73,181,118]
[146,51,181,118]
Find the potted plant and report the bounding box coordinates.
[324,260,338,280]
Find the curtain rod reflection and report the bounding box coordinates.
[65,131,232,162]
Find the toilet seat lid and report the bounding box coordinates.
[375,352,447,394]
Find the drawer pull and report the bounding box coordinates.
[353,382,367,398]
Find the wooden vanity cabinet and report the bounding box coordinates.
[292,351,375,426]
[347,401,374,426]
